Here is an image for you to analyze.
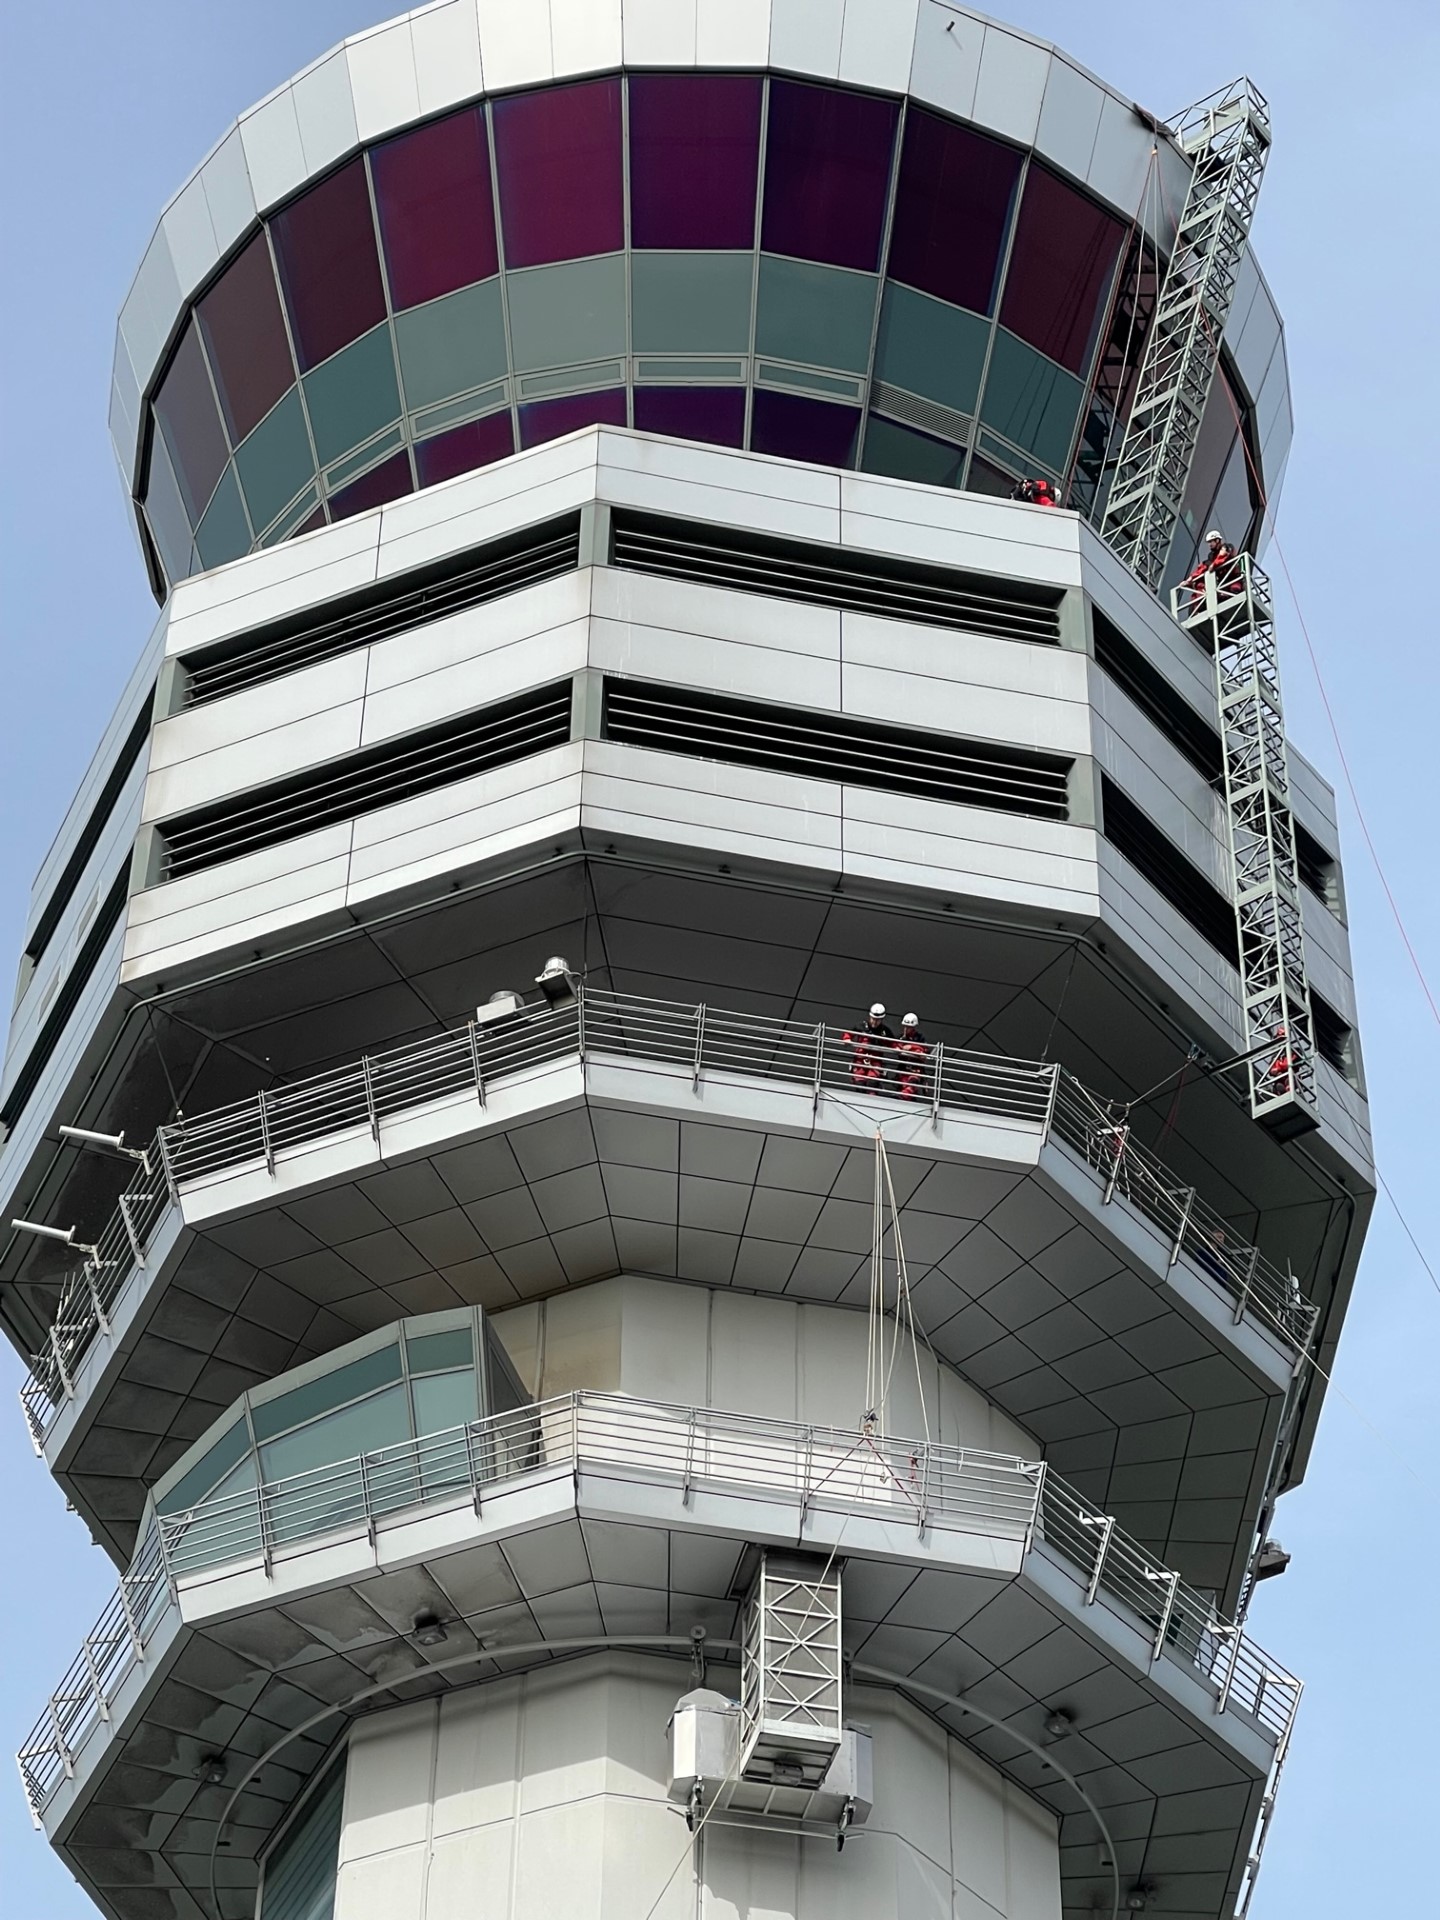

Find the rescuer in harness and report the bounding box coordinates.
[1012,477,1058,507]
[1184,528,1240,610]
[895,1013,931,1100]
[843,1004,894,1085]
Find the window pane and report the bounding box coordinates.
[258,1384,410,1480]
[999,163,1123,376]
[234,389,314,535]
[197,230,295,443]
[412,1370,479,1437]
[407,1327,475,1373]
[194,466,252,570]
[979,330,1084,472]
[967,452,1017,498]
[749,389,859,467]
[887,109,1020,315]
[272,156,388,371]
[761,80,898,272]
[755,257,877,375]
[157,1417,249,1514]
[518,387,628,449]
[372,105,498,310]
[252,1343,403,1442]
[415,411,515,486]
[302,324,402,467]
[142,433,195,585]
[634,386,746,447]
[873,284,990,417]
[506,254,626,372]
[328,448,414,519]
[493,79,623,269]
[152,320,230,523]
[395,280,507,412]
[631,252,754,354]
[629,73,762,249]
[861,415,965,489]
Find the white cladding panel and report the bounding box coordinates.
[331,1656,1061,1920]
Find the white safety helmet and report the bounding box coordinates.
[869,1003,886,1017]
[1204,528,1224,543]
[902,1013,920,1027]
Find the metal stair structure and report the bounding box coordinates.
[1099,78,1270,588]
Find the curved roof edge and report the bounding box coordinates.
[106,0,1291,535]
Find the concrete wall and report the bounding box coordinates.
[331,1653,1061,1920]
[491,1274,1039,1459]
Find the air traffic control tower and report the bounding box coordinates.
[4,7,1372,1919]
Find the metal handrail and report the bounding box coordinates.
[16,988,1315,1444]
[15,1390,1299,1824]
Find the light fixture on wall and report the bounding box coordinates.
[412,1611,448,1647]
[1042,1709,1073,1741]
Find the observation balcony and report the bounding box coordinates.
[26,989,1309,1604]
[18,1388,1296,1920]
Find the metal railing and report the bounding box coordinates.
[17,988,1314,1445]
[15,1391,1299,1823]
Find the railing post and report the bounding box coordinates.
[812,1024,825,1118]
[466,1418,485,1516]
[80,1638,109,1723]
[117,1192,146,1269]
[1233,1247,1259,1324]
[916,1443,931,1538]
[465,1021,486,1107]
[1170,1188,1197,1269]
[83,1262,112,1338]
[258,1090,275,1176]
[1214,1626,1244,1718]
[48,1324,74,1401]
[799,1425,815,1527]
[156,1128,180,1203]
[692,1005,707,1092]
[577,986,587,1065]
[116,1574,146,1665]
[47,1704,74,1783]
[1080,1513,1115,1605]
[1024,1461,1047,1556]
[1146,1568,1181,1664]
[259,1478,274,1578]
[683,1406,698,1506]
[930,1042,944,1128]
[1101,1125,1129,1204]
[361,1055,380,1143]
[1042,1062,1062,1145]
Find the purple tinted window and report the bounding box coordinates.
[328,449,413,520]
[372,107,498,311]
[518,387,628,450]
[629,74,762,249]
[749,390,860,468]
[197,231,295,443]
[999,164,1124,375]
[152,320,230,523]
[415,412,516,487]
[633,386,746,448]
[761,81,898,272]
[271,157,388,370]
[294,504,327,537]
[887,110,1021,315]
[493,80,623,269]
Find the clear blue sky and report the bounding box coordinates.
[1,4,1436,1914]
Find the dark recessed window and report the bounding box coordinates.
[750,390,860,468]
[629,73,762,250]
[861,415,966,490]
[371,105,498,310]
[414,412,516,487]
[196,229,295,444]
[999,163,1123,376]
[761,79,898,272]
[151,319,230,524]
[328,449,413,521]
[633,386,747,448]
[271,156,388,370]
[493,79,624,269]
[887,109,1021,316]
[518,387,628,449]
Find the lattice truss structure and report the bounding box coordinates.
[739,1552,844,1788]
[1175,556,1317,1128]
[1101,80,1271,590]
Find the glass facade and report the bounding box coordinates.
[137,71,1261,592]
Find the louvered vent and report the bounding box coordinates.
[1101,777,1238,963]
[182,515,582,707]
[1091,608,1223,786]
[160,682,573,880]
[610,511,1062,646]
[603,679,1071,820]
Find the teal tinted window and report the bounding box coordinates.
[506,254,626,373]
[143,434,196,583]
[194,467,252,571]
[261,1756,344,1920]
[302,326,403,469]
[754,257,877,375]
[861,416,965,489]
[158,1416,250,1515]
[394,280,507,413]
[873,285,989,417]
[234,389,315,534]
[259,1384,409,1480]
[412,1369,479,1436]
[252,1342,403,1443]
[407,1326,475,1374]
[978,330,1084,473]
[630,253,754,355]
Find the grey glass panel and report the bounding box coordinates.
[506,254,626,373]
[302,325,403,469]
[258,1384,409,1480]
[757,364,863,399]
[325,426,406,492]
[407,1327,475,1374]
[259,487,321,547]
[873,285,990,416]
[754,256,878,376]
[978,330,1085,474]
[394,279,507,413]
[252,1342,403,1443]
[194,466,252,569]
[235,389,315,534]
[861,415,965,490]
[412,1370,479,1435]
[413,382,509,438]
[143,431,196,586]
[261,1757,344,1920]
[158,1417,249,1515]
[630,253,754,355]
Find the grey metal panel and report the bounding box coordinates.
[769,0,843,79]
[412,0,485,117]
[1035,57,1104,185]
[292,49,360,176]
[1086,91,1157,223]
[838,0,920,95]
[346,18,422,141]
[118,229,183,410]
[239,85,309,215]
[970,26,1050,147]
[198,124,258,260]
[160,175,221,303]
[475,0,555,91]
[617,0,687,68]
[908,0,981,119]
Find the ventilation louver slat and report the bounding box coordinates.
[182,516,582,707]
[610,511,1062,647]
[160,682,573,881]
[603,679,1071,821]
[1100,776,1238,964]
